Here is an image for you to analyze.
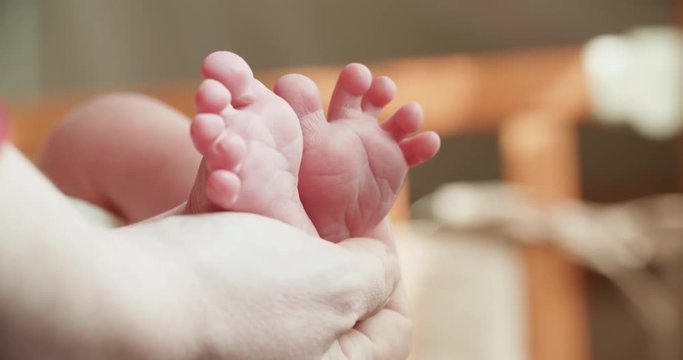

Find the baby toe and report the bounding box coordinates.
[202,51,256,106]
[362,76,396,116]
[196,79,232,114]
[328,63,372,120]
[382,102,423,140]
[274,73,327,132]
[207,132,247,172]
[206,169,241,209]
[400,131,441,166]
[191,113,226,155]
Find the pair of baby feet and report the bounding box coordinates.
[185,51,440,241]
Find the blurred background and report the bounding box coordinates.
[1,0,678,202]
[2,0,683,359]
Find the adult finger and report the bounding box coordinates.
[335,236,401,322]
[325,284,413,360]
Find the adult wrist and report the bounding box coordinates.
[0,230,206,359]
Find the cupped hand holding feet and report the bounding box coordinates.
[117,213,406,359]
[1,194,405,359]
[7,50,428,359]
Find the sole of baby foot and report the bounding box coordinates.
[185,51,318,236]
[275,63,440,242]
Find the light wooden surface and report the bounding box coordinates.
[8,49,591,359]
[500,114,589,360]
[9,47,589,157]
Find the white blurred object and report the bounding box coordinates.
[396,223,527,360]
[416,183,683,274]
[415,183,683,360]
[583,26,683,139]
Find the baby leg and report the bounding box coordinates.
[39,93,200,223]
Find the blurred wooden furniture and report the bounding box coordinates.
[8,48,591,360]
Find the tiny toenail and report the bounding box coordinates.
[215,136,231,153]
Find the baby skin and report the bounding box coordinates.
[186,52,440,241]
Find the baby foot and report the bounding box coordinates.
[185,51,316,235]
[275,64,440,241]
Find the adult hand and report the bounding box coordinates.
[113,212,405,359]
[23,90,414,358]
[326,219,413,360]
[0,145,410,359]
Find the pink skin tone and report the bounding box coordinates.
[39,94,202,223]
[40,51,439,241]
[185,52,317,235]
[189,51,440,241]
[33,51,437,358]
[1,144,410,359]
